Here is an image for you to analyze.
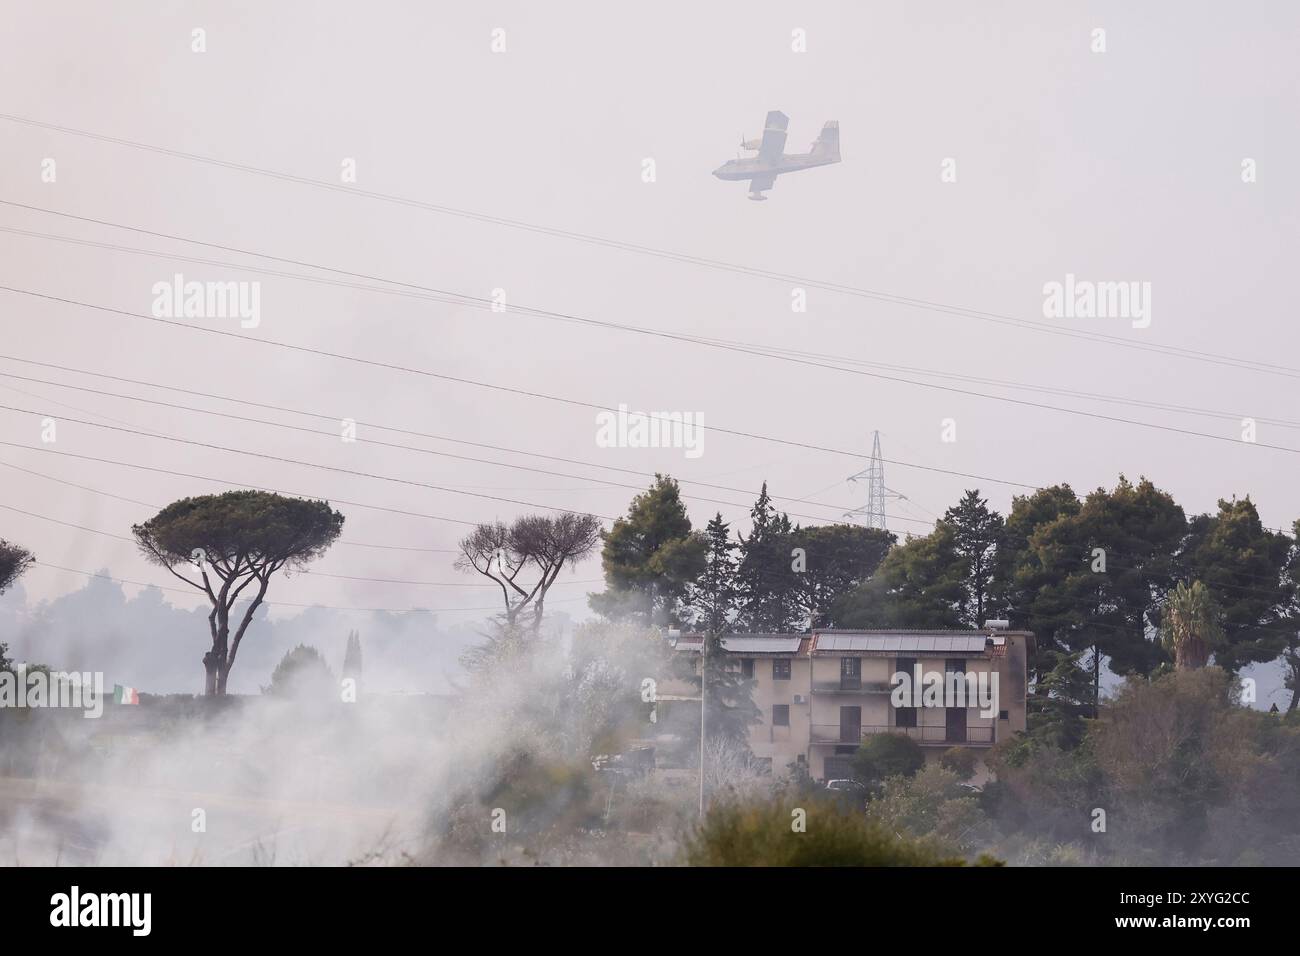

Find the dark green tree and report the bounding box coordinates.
[944,490,1005,626]
[688,513,738,633]
[1178,498,1293,672]
[1025,649,1095,751]
[589,475,705,626]
[834,521,966,629]
[995,484,1083,677]
[794,523,895,628]
[1016,477,1185,715]
[132,490,345,695]
[734,483,802,632]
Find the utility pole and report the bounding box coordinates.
[699,631,708,818]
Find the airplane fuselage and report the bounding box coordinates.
[711,152,837,181]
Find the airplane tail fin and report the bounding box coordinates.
[811,121,840,162]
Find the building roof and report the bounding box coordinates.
[670,633,810,656]
[720,636,804,654]
[669,629,1028,657]
[810,629,1032,655]
[813,633,986,653]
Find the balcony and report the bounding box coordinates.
[811,679,895,694]
[810,724,994,747]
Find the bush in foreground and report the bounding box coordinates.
[681,797,1002,866]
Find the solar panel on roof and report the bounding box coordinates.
[816,633,987,653]
[721,636,803,653]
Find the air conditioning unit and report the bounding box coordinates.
[793,694,808,705]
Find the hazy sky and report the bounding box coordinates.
[1,2,1296,646]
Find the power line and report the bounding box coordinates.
[0,443,483,528]
[0,287,1058,492]
[0,120,1291,379]
[0,456,453,554]
[0,401,623,521]
[0,362,940,528]
[1,274,1288,458]
[4,212,1294,431]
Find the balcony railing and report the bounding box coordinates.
[811,679,895,694]
[810,724,995,746]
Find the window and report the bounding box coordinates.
[895,705,918,728]
[945,658,966,675]
[772,704,790,726]
[741,658,754,678]
[840,657,861,689]
[773,659,792,680]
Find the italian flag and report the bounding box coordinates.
[114,684,139,705]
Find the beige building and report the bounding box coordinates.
[672,627,1032,781]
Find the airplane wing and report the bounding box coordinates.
[748,172,778,195]
[758,111,789,164]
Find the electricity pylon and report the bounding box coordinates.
[844,431,906,530]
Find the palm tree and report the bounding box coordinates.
[1160,580,1223,670]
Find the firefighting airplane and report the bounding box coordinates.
[712,110,840,200]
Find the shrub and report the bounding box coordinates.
[852,733,925,784]
[938,747,978,781]
[264,644,337,701]
[681,797,1001,866]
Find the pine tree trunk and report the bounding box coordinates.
[202,651,219,696]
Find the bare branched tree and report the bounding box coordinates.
[456,513,601,633]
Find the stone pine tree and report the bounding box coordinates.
[132,490,344,696]
[343,629,363,699]
[795,523,895,628]
[735,483,802,632]
[688,513,737,633]
[589,475,705,626]
[1008,477,1184,715]
[1176,498,1293,672]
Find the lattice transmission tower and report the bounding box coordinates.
[844,431,906,530]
